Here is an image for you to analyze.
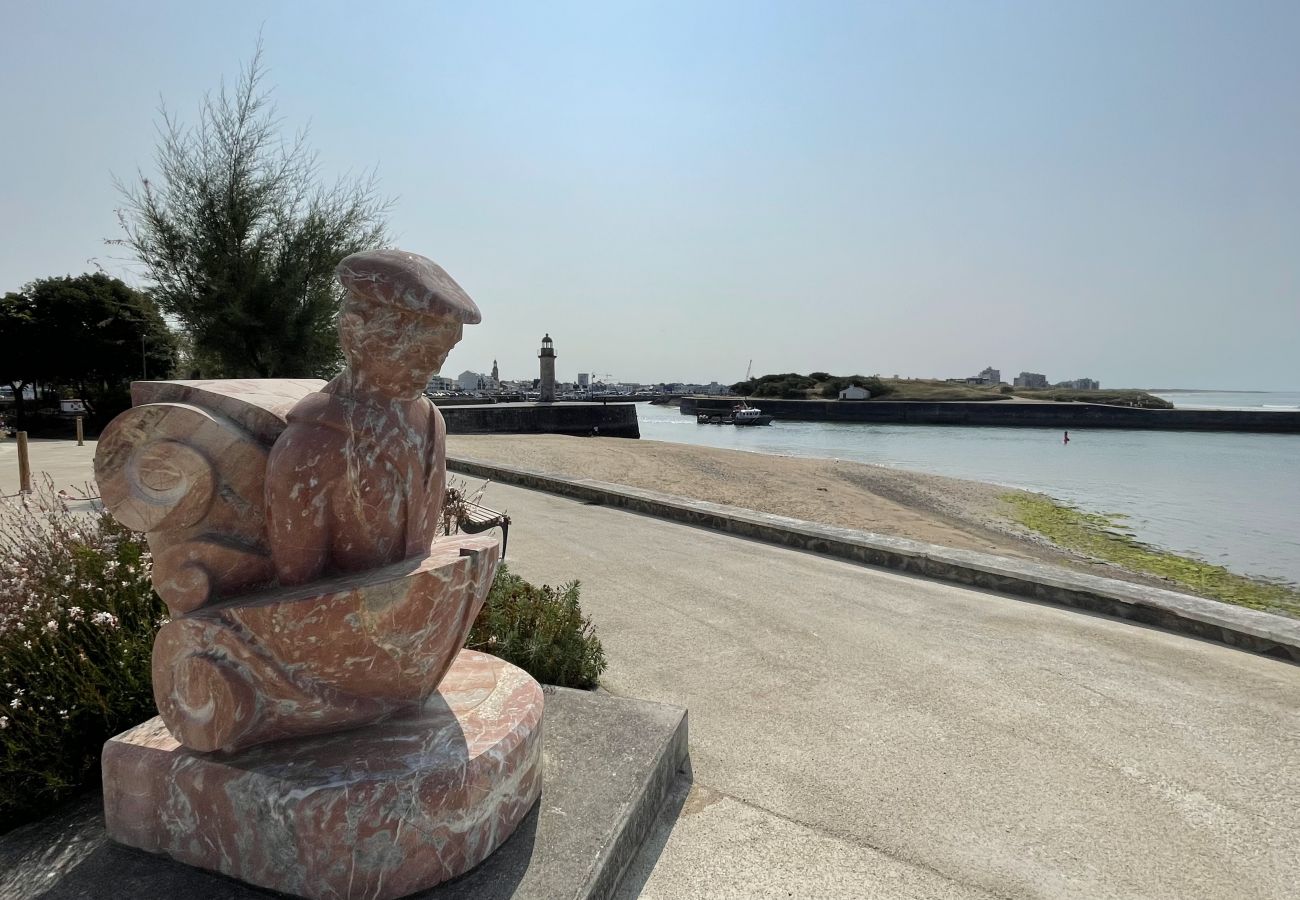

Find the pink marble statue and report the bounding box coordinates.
[266,250,481,585]
[93,250,542,899]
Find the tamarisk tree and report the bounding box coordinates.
[113,46,388,378]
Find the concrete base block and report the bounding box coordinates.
[2,686,688,900]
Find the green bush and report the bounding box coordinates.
[0,482,166,832]
[467,564,607,689]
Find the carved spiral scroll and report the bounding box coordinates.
[96,404,220,533]
[95,401,273,613]
[153,618,259,752]
[153,539,276,614]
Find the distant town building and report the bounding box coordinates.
[666,382,730,395]
[1013,372,1048,389]
[1056,377,1100,390]
[538,334,556,402]
[839,384,871,400]
[491,359,499,383]
[975,366,1002,385]
[577,373,590,389]
[456,370,493,392]
[426,375,457,393]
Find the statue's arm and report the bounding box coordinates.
[430,402,447,527]
[266,427,334,586]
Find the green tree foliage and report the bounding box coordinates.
[112,46,388,378]
[732,372,894,400]
[731,373,818,398]
[0,274,176,423]
[818,375,890,398]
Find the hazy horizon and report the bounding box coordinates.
[3,1,1297,390]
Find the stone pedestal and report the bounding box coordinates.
[102,651,543,900]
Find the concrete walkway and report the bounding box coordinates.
[0,436,98,497]
[474,480,1300,900]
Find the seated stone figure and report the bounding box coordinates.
[95,249,507,754]
[266,250,481,584]
[95,250,543,900]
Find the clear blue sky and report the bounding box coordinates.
[3,1,1297,389]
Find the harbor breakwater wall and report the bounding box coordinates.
[680,397,1300,433]
[438,401,640,438]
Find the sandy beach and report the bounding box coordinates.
[445,434,1144,580]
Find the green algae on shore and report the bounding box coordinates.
[1001,492,1300,618]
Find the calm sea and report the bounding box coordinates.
[636,398,1300,586]
[1151,390,1300,411]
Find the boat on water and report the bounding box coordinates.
[732,405,773,426]
[696,403,774,426]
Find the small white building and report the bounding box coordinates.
[839,385,871,400]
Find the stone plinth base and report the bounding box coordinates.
[102,650,543,900]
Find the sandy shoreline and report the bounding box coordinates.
[446,433,1159,584]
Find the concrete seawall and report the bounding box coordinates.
[438,401,640,438]
[680,396,1300,433]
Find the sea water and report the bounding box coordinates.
[1151,390,1300,411]
[636,400,1300,586]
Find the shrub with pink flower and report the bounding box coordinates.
[0,479,165,832]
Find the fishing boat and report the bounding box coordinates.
[731,403,773,426]
[694,401,774,426]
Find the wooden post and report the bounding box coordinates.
[76,416,84,446]
[17,430,32,494]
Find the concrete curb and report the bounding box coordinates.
[579,699,689,900]
[448,457,1300,663]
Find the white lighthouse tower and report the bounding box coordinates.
[538,334,556,402]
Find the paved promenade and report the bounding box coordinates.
[476,480,1299,900]
[4,440,1298,897]
[0,437,98,498]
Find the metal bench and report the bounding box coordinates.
[455,499,510,558]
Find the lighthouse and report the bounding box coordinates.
[538,334,556,402]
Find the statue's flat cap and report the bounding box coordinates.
[336,249,481,324]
